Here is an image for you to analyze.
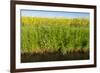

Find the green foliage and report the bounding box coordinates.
[21,17,89,54]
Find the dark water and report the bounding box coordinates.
[21,51,89,63]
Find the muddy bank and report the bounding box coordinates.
[21,51,89,63]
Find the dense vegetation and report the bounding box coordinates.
[21,17,89,54]
[21,16,89,62]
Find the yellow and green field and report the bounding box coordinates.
[21,16,89,62]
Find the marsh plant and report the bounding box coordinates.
[21,17,89,62]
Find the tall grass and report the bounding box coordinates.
[21,17,89,55]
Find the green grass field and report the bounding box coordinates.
[21,17,90,62]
